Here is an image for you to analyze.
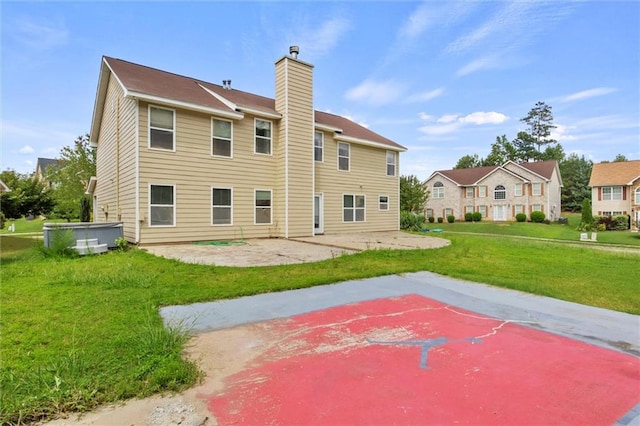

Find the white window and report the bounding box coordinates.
[602,211,623,216]
[379,195,389,211]
[212,187,232,225]
[602,186,622,201]
[338,142,350,171]
[433,182,445,199]
[426,208,434,218]
[635,188,640,204]
[386,151,396,176]
[149,106,175,150]
[514,204,524,214]
[532,204,542,212]
[466,187,474,198]
[149,184,175,226]
[445,208,453,217]
[478,186,487,198]
[465,205,474,214]
[255,119,272,155]
[255,189,272,224]
[314,131,323,162]
[514,184,523,197]
[532,183,542,196]
[212,118,232,157]
[494,185,506,200]
[478,205,487,217]
[344,194,365,222]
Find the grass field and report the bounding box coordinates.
[0,217,67,235]
[1,223,639,424]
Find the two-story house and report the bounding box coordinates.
[588,160,640,229]
[423,160,562,222]
[88,47,406,244]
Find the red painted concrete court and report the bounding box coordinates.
[205,294,639,425]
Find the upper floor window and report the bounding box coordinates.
[149,106,175,150]
[478,186,487,198]
[386,151,396,176]
[432,181,444,199]
[255,119,272,155]
[532,183,542,196]
[212,119,232,157]
[338,142,350,171]
[602,186,622,201]
[255,189,272,224]
[212,187,232,225]
[314,131,323,162]
[344,194,365,222]
[466,187,474,198]
[514,184,523,197]
[379,195,389,211]
[635,187,640,204]
[494,185,506,200]
[149,184,175,226]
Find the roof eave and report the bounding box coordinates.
[334,134,407,152]
[89,58,113,144]
[127,91,244,120]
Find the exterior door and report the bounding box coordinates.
[493,204,507,221]
[314,194,324,234]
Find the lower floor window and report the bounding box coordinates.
[514,204,524,215]
[255,189,272,224]
[212,187,232,225]
[150,184,175,226]
[465,205,473,214]
[602,211,623,216]
[379,195,389,211]
[344,194,365,222]
[478,205,486,217]
[445,208,453,217]
[426,208,434,218]
[532,204,542,212]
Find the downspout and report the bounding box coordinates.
[116,97,120,220]
[135,99,140,243]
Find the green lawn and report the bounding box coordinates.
[0,217,68,235]
[1,230,639,424]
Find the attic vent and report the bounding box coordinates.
[289,45,299,59]
[222,80,232,90]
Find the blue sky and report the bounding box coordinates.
[2,1,639,180]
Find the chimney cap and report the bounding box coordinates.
[289,45,300,58]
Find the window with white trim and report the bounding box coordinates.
[478,186,487,198]
[432,181,444,199]
[494,185,506,200]
[635,187,640,204]
[338,142,350,171]
[602,211,623,216]
[344,194,365,222]
[149,106,175,150]
[445,208,453,217]
[426,208,434,218]
[212,118,232,157]
[386,151,396,176]
[149,184,175,226]
[532,204,542,212]
[212,187,232,225]
[478,205,487,217]
[602,186,622,200]
[532,183,542,196]
[379,195,389,211]
[466,187,474,198]
[255,119,272,155]
[314,131,323,162]
[255,190,272,224]
[514,184,523,197]
[465,205,474,214]
[514,204,524,215]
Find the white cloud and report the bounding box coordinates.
[418,111,508,135]
[18,145,35,154]
[456,54,501,76]
[295,16,352,59]
[459,111,508,125]
[13,17,69,50]
[345,79,406,106]
[418,112,435,121]
[549,124,578,142]
[437,114,459,124]
[561,88,618,102]
[398,2,433,40]
[406,88,444,103]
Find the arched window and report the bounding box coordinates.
[433,181,445,199]
[494,185,506,200]
[635,187,640,204]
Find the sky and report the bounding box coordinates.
[2,0,639,180]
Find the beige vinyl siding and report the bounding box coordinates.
[315,135,399,233]
[275,56,315,238]
[138,102,283,244]
[94,73,138,241]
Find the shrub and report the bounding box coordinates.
[0,212,5,229]
[428,216,435,223]
[515,213,527,222]
[447,215,455,223]
[464,212,473,222]
[472,212,482,222]
[437,217,444,223]
[400,211,425,231]
[530,211,545,223]
[40,226,77,258]
[597,223,606,232]
[114,237,130,252]
[610,215,630,231]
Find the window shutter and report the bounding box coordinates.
[598,188,601,201]
[541,184,544,196]
[512,206,515,217]
[529,184,532,196]
[623,187,627,200]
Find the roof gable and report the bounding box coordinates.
[589,160,640,186]
[435,166,499,186]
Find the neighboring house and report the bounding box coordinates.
[0,179,10,193]
[35,157,60,187]
[88,47,407,244]
[423,160,563,222]
[588,160,640,229]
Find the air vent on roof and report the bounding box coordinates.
[290,46,299,59]
[222,80,232,90]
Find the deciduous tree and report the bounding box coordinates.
[400,175,428,213]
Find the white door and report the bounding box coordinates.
[493,205,507,221]
[314,194,324,234]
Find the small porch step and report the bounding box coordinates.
[72,239,108,255]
